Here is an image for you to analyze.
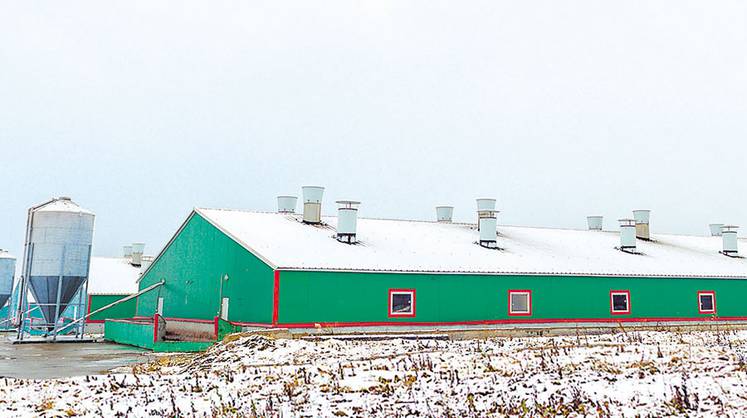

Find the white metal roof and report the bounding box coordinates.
[35,198,94,215]
[87,257,140,295]
[195,208,747,278]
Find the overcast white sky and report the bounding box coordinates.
[1,1,745,259]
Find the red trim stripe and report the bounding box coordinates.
[120,315,747,333]
[229,321,274,328]
[162,317,214,324]
[85,294,93,323]
[272,316,747,329]
[272,270,280,325]
[153,314,160,343]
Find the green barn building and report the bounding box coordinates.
[130,199,746,332]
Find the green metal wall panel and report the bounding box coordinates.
[104,319,213,352]
[153,341,214,353]
[216,317,241,340]
[278,271,747,324]
[104,319,154,350]
[88,294,136,321]
[136,212,274,322]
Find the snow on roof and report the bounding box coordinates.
[196,208,747,278]
[35,198,94,215]
[87,257,140,295]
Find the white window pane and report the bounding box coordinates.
[700,295,713,311]
[511,294,529,313]
[612,294,628,311]
[392,293,412,314]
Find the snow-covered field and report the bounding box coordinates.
[2,329,747,417]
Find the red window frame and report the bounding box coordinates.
[388,289,416,318]
[508,290,532,316]
[610,290,631,315]
[697,291,716,314]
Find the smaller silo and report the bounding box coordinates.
[0,250,15,310]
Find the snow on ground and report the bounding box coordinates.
[2,329,747,417]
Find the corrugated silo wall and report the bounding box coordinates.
[135,212,275,323]
[275,270,747,326]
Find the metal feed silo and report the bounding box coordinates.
[18,197,94,338]
[0,250,15,310]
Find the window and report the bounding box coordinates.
[698,291,716,314]
[508,290,532,316]
[610,290,630,315]
[388,289,416,317]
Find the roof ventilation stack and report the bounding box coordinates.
[140,255,155,275]
[476,198,497,230]
[709,223,724,237]
[122,245,132,259]
[587,216,603,231]
[336,201,360,244]
[476,198,499,248]
[131,243,145,267]
[277,196,298,214]
[633,210,651,240]
[618,219,637,252]
[302,186,325,224]
[721,225,739,256]
[436,206,454,223]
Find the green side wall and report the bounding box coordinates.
[217,318,241,340]
[88,294,136,321]
[104,319,215,352]
[136,212,275,323]
[105,320,154,349]
[278,271,747,324]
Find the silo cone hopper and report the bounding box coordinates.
[29,277,87,329]
[21,197,95,336]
